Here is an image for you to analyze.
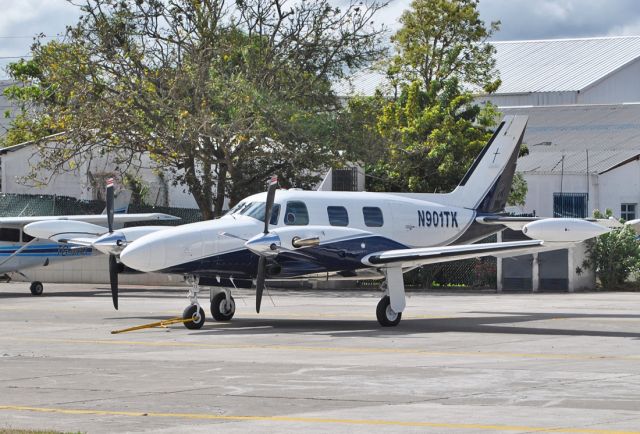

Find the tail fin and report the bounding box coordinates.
[101,190,132,214]
[447,115,527,213]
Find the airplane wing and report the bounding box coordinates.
[0,213,180,228]
[362,239,551,268]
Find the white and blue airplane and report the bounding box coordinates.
[1,182,179,298]
[30,116,616,328]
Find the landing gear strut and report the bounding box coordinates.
[376,267,405,327]
[30,281,44,296]
[182,275,205,329]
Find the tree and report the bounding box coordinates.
[363,0,503,195]
[584,209,640,289]
[3,0,386,219]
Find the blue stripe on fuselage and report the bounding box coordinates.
[158,235,407,279]
[0,243,93,257]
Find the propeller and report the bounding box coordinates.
[255,175,278,313]
[106,178,118,310]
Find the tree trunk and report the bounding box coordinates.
[213,163,227,217]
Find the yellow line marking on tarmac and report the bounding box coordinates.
[3,337,640,361]
[0,405,640,434]
[0,405,638,433]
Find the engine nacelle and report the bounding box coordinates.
[522,218,610,242]
[24,220,107,242]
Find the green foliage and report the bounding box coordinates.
[585,209,640,289]
[507,172,528,207]
[3,0,386,218]
[390,0,500,93]
[361,0,503,195]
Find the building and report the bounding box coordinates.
[480,36,640,292]
[479,36,640,107]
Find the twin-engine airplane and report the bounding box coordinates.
[29,116,615,328]
[4,181,179,297]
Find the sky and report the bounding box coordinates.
[1,0,640,79]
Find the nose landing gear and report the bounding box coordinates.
[182,275,205,329]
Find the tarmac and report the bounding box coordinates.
[2,282,640,433]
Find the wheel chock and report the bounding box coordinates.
[111,317,194,334]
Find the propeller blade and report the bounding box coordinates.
[256,256,266,313]
[263,176,278,234]
[106,178,115,233]
[109,255,119,310]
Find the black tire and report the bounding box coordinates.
[376,296,402,327]
[30,281,44,296]
[210,292,236,321]
[182,305,205,330]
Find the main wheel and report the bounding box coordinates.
[210,292,236,321]
[376,295,402,327]
[30,281,44,296]
[182,304,205,329]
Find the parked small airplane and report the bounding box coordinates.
[31,116,616,328]
[2,181,179,297]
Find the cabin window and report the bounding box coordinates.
[0,228,20,242]
[284,201,309,225]
[327,206,349,226]
[363,207,384,227]
[243,202,280,225]
[21,231,34,243]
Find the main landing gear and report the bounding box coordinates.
[376,267,406,327]
[30,281,44,296]
[181,276,236,329]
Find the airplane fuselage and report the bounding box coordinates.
[120,190,480,282]
[0,240,94,275]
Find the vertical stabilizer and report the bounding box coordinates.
[447,115,527,212]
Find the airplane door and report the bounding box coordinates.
[390,201,423,246]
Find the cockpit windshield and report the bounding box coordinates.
[227,201,280,225]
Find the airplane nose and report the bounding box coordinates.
[245,232,281,257]
[120,243,153,271]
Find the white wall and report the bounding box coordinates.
[477,91,577,107]
[0,142,201,209]
[598,160,640,216]
[579,59,640,104]
[520,172,596,217]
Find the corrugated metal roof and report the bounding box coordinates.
[503,103,640,153]
[505,103,640,174]
[517,150,640,174]
[493,36,640,93]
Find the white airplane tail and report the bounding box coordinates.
[101,190,132,214]
[447,115,527,212]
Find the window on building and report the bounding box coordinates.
[621,203,636,221]
[363,207,384,227]
[553,193,588,218]
[327,206,349,226]
[0,228,20,242]
[284,201,309,225]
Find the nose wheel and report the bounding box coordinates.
[182,304,205,329]
[183,275,205,329]
[30,281,44,296]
